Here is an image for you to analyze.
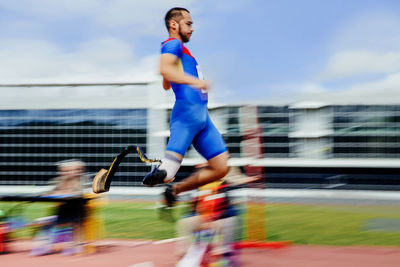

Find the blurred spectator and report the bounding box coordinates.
[32,160,88,256]
[47,159,89,195]
[176,166,259,263]
[48,160,88,228]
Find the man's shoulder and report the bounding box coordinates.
[161,38,183,56]
[161,38,181,47]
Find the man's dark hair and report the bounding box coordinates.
[165,7,189,30]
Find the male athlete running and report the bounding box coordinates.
[142,7,229,204]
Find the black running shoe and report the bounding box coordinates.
[142,166,167,186]
[164,184,177,207]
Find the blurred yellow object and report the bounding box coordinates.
[82,193,106,254]
[199,180,223,191]
[246,202,267,242]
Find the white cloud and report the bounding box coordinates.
[294,10,400,105]
[330,10,400,52]
[0,1,202,84]
[344,71,400,93]
[0,0,201,85]
[209,0,254,13]
[0,1,98,20]
[318,50,400,80]
[0,0,195,29]
[300,83,326,94]
[317,9,400,81]
[294,72,400,105]
[0,37,159,83]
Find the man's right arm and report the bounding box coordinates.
[162,77,171,90]
[160,53,208,90]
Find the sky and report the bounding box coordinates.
[1,0,400,105]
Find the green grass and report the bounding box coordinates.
[264,203,400,246]
[101,202,182,240]
[2,200,400,246]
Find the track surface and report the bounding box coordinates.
[2,239,400,267]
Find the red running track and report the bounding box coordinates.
[2,239,400,267]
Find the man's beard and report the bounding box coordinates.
[179,30,190,43]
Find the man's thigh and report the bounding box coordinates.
[167,123,198,156]
[193,118,227,160]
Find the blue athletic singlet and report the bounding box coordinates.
[161,38,227,160]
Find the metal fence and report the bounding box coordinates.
[1,100,400,187]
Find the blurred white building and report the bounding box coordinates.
[0,81,399,189]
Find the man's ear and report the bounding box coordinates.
[170,19,179,31]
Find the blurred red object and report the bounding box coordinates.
[0,223,10,253]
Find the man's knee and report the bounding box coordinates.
[206,151,230,180]
[213,164,229,179]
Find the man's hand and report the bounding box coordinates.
[162,78,171,90]
[191,79,209,91]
